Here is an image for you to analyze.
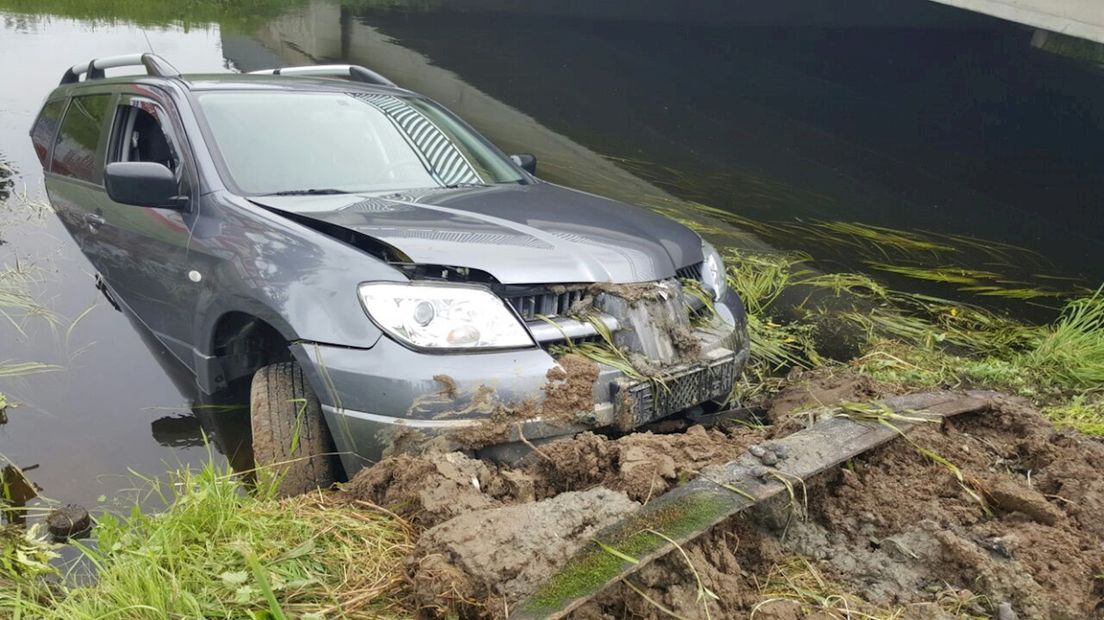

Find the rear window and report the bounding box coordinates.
[52,94,113,183]
[31,99,66,168]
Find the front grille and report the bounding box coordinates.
[613,352,739,429]
[676,262,704,281]
[505,288,588,321]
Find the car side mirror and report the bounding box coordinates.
[510,153,537,175]
[104,162,185,209]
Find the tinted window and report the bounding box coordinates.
[31,99,66,168]
[52,94,113,183]
[197,92,523,196]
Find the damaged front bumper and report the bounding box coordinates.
[292,287,749,475]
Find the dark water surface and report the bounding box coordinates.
[1,0,1101,511]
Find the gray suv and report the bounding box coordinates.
[31,54,749,493]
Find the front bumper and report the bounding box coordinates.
[291,289,749,475]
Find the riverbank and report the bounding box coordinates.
[3,384,1102,618]
[2,244,1102,618]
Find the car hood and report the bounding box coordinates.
[248,183,703,284]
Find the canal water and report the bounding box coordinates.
[1,0,1102,513]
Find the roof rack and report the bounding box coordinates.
[248,65,396,87]
[60,53,180,85]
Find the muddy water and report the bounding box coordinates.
[1,0,1103,511]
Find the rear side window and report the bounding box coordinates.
[52,94,113,183]
[31,99,66,168]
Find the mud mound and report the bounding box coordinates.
[764,368,890,424]
[577,397,1104,619]
[342,420,760,534]
[347,392,1103,619]
[528,424,760,502]
[341,452,509,528]
[410,488,638,617]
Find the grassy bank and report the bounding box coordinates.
[1,463,411,619]
[0,0,437,30]
[718,247,1104,437]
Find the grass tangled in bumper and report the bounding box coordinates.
[1,464,412,619]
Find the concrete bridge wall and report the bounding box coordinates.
[930,0,1104,43]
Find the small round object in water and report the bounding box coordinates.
[46,504,92,539]
[188,270,202,283]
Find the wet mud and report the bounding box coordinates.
[341,375,1104,619]
[576,396,1104,619]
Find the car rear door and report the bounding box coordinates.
[44,90,120,280]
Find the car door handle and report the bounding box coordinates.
[84,213,106,231]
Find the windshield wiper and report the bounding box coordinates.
[443,182,490,189]
[268,188,351,196]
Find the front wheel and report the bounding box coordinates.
[250,361,337,496]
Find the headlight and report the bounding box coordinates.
[358,282,534,350]
[700,240,728,301]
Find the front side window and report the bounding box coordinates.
[196,91,524,196]
[110,102,178,173]
[52,94,113,183]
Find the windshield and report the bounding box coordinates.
[196,91,525,195]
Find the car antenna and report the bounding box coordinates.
[142,30,156,54]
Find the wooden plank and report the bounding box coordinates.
[509,390,999,619]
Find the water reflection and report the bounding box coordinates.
[131,313,254,474]
[235,0,1104,284]
[0,15,236,512]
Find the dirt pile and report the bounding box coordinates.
[528,425,759,502]
[340,452,505,528]
[576,396,1104,619]
[764,368,893,424]
[410,488,639,616]
[342,376,1104,619]
[342,422,762,527]
[340,422,768,616]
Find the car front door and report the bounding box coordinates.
[99,90,200,368]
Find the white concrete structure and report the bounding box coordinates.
[930,0,1104,44]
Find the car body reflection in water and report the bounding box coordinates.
[130,310,254,474]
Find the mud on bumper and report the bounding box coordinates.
[291,289,749,474]
[292,341,747,476]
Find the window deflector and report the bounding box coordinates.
[110,96,192,198]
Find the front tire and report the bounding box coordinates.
[250,361,336,496]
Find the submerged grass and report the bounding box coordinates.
[0,461,412,619]
[716,239,1104,436]
[1,263,63,386]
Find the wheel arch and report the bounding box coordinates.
[195,308,298,393]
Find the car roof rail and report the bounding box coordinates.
[60,53,180,85]
[248,64,396,87]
